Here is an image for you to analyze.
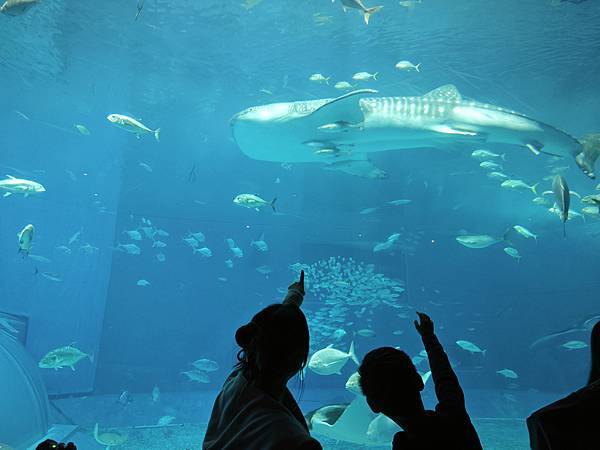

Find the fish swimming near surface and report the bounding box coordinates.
[106,114,160,142]
[231,85,584,177]
[552,175,570,237]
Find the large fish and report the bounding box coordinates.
[552,175,570,237]
[231,85,584,176]
[530,313,600,349]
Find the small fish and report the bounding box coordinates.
[17,224,34,256]
[456,234,504,249]
[151,385,160,403]
[182,370,210,383]
[0,175,46,197]
[74,124,90,136]
[513,225,537,241]
[497,369,518,379]
[191,231,206,242]
[399,0,422,7]
[155,253,166,262]
[471,149,505,161]
[309,73,330,84]
[552,175,570,237]
[532,196,550,206]
[183,237,199,248]
[488,171,508,181]
[106,114,160,142]
[503,247,521,261]
[345,372,362,395]
[480,161,503,171]
[308,342,359,375]
[562,340,588,350]
[118,390,133,406]
[117,243,141,255]
[251,234,269,252]
[80,243,99,254]
[40,272,62,282]
[39,344,92,370]
[359,207,378,215]
[332,329,347,341]
[192,359,219,372]
[387,199,411,206]
[135,0,144,21]
[334,81,354,90]
[139,162,153,172]
[124,229,143,241]
[194,247,212,257]
[225,259,234,269]
[582,206,600,216]
[68,229,82,245]
[56,245,72,254]
[0,0,38,16]
[157,415,175,426]
[233,194,277,212]
[352,72,378,81]
[152,240,167,248]
[217,277,227,282]
[501,179,538,195]
[356,329,376,337]
[456,340,486,355]
[395,60,421,72]
[256,265,273,275]
[392,330,404,335]
[137,279,150,287]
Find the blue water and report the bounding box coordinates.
[1,0,600,448]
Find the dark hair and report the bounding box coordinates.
[359,347,422,401]
[589,321,600,385]
[235,304,309,381]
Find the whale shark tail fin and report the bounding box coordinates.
[364,6,383,25]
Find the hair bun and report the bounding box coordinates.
[235,322,259,348]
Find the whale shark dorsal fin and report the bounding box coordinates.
[423,84,462,102]
[309,89,378,124]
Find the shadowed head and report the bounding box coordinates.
[359,347,424,417]
[589,321,600,385]
[235,303,309,381]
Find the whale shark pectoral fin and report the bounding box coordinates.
[422,84,462,102]
[525,140,543,155]
[309,89,378,124]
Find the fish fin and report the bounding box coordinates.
[271,197,277,212]
[501,153,506,161]
[309,89,378,124]
[89,352,95,363]
[6,174,15,179]
[422,84,461,102]
[363,6,383,25]
[415,63,421,72]
[70,365,75,371]
[531,183,539,196]
[325,77,330,85]
[349,341,359,365]
[482,349,487,357]
[136,134,140,139]
[430,125,478,136]
[154,128,161,143]
[326,343,334,348]
[3,192,11,197]
[525,141,543,155]
[373,72,379,81]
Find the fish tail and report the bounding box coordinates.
[271,197,277,213]
[501,153,506,161]
[415,62,421,72]
[373,72,379,81]
[349,341,359,365]
[363,6,383,25]
[89,352,95,363]
[531,183,539,196]
[482,349,487,357]
[325,77,330,85]
[154,128,161,143]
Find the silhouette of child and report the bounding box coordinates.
[358,312,482,450]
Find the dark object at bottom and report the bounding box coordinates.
[527,380,600,449]
[36,439,77,450]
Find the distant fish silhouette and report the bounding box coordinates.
[530,313,600,349]
[134,0,144,21]
[552,175,570,237]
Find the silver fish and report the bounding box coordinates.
[552,175,570,237]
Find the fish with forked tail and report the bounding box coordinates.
[337,0,383,25]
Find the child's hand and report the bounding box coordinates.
[414,312,434,337]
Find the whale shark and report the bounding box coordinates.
[231,84,586,176]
